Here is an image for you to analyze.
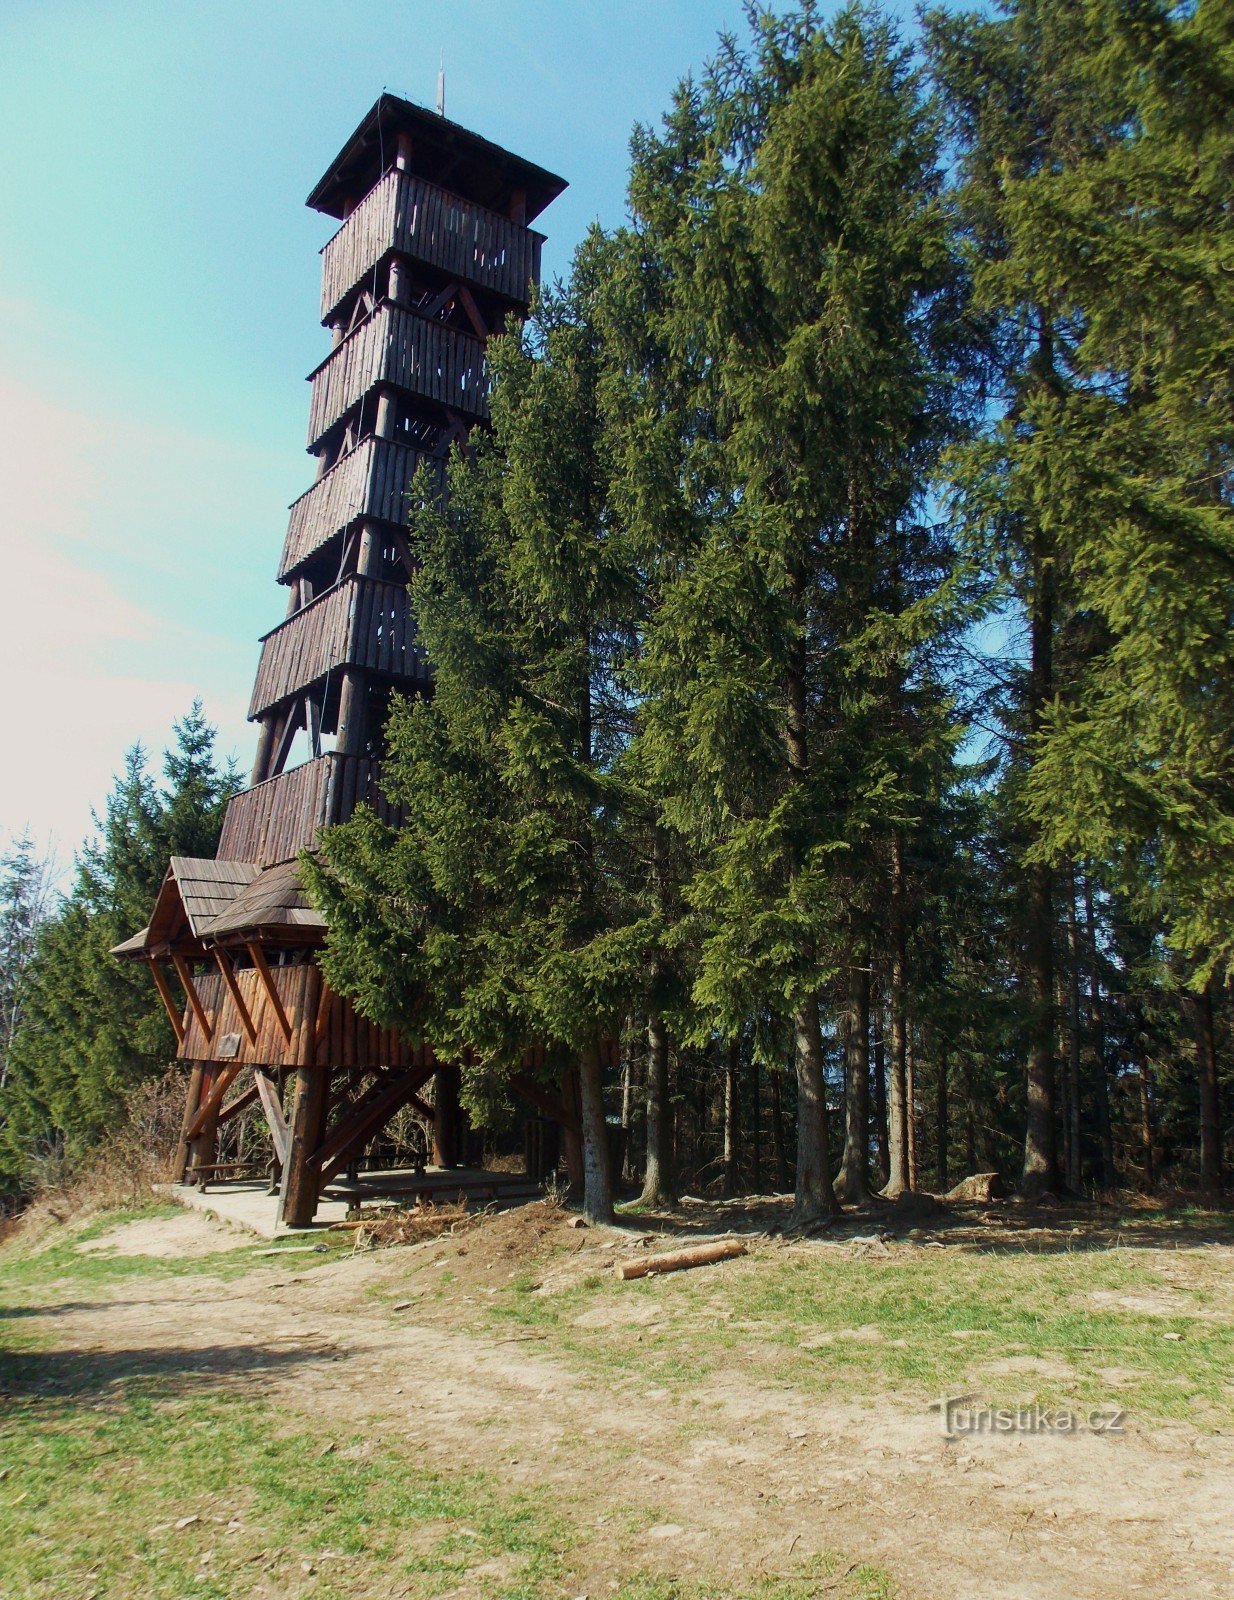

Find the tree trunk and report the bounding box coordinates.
[639,1010,675,1206]
[1190,980,1222,1193]
[936,1045,949,1192]
[782,579,833,1221]
[873,1019,889,1189]
[906,1036,919,1192]
[751,1057,762,1192]
[964,1056,977,1175]
[771,1065,790,1193]
[885,839,911,1196]
[1083,874,1116,1189]
[560,1062,584,1196]
[793,995,838,1220]
[1138,1057,1155,1190]
[619,1033,633,1184]
[579,1038,614,1224]
[1021,546,1058,1198]
[723,1037,738,1197]
[835,954,873,1204]
[432,1060,461,1168]
[1065,885,1083,1192]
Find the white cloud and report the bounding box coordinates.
[0,372,265,860]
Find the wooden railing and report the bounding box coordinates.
[216,754,406,867]
[306,304,488,447]
[320,167,542,319]
[279,437,443,580]
[248,574,427,718]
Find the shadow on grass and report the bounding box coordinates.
[617,1191,1234,1254]
[0,1338,333,1404]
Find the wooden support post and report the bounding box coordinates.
[433,1061,461,1168]
[375,388,396,440]
[279,966,328,1227]
[357,521,382,577]
[248,942,293,1044]
[214,950,257,1044]
[254,1069,290,1167]
[250,714,278,785]
[171,953,212,1044]
[149,960,186,1046]
[335,669,367,757]
[174,1063,205,1181]
[188,1066,222,1180]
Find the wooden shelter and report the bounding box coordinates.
[115,96,569,1225]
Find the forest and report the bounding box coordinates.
[2,0,1232,1223]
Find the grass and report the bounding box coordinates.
[474,1216,1234,1429]
[0,1204,893,1600]
[0,1389,888,1600]
[0,1203,351,1296]
[6,1196,1233,1597]
[0,1387,568,1600]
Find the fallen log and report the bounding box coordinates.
[614,1238,748,1281]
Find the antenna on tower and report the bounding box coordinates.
[436,52,445,117]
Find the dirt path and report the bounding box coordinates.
[17,1205,1234,1600]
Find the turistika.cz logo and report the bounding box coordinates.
[933,1394,1126,1439]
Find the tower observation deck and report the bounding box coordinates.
[114,97,568,1225]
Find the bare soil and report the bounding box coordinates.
[12,1196,1234,1599]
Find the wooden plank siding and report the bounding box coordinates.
[247,574,428,719]
[278,437,444,582]
[216,754,407,867]
[307,305,488,448]
[319,167,543,321]
[179,961,425,1071]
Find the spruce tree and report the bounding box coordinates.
[311,240,645,1224]
[625,4,961,1218]
[0,706,238,1198]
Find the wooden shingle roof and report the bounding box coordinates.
[203,861,326,942]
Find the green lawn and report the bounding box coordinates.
[0,1205,893,1600]
[471,1211,1234,1429]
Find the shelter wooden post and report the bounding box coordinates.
[188,1065,222,1180]
[174,1062,205,1181]
[280,966,329,1226]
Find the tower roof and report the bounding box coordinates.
[307,93,567,223]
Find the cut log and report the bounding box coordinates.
[614,1239,748,1281]
[944,1172,1004,1203]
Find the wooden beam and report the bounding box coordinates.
[457,284,489,340]
[213,950,257,1045]
[218,1082,261,1127]
[269,699,305,779]
[388,527,418,583]
[254,1069,290,1166]
[171,953,212,1044]
[314,1063,437,1190]
[185,1060,244,1141]
[148,960,186,1046]
[247,943,293,1044]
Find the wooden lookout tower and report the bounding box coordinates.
[114,96,567,1226]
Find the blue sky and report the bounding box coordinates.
[0,0,919,867]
